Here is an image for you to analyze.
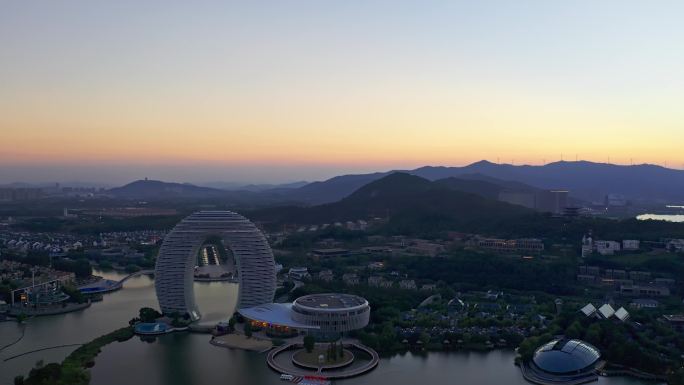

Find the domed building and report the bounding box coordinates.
[533,339,600,374]
[522,338,601,384]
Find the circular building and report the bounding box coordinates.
[291,293,370,337]
[532,338,600,375]
[154,211,276,321]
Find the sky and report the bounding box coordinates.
[2,1,684,185]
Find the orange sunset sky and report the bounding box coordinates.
[2,1,683,184]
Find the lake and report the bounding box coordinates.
[636,214,684,223]
[0,269,656,385]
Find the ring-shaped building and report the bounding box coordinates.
[154,211,276,321]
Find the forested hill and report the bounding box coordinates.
[250,172,684,240]
[249,173,535,234]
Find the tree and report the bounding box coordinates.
[303,335,315,353]
[13,376,23,385]
[565,320,583,339]
[584,323,602,346]
[244,321,253,338]
[669,368,684,385]
[62,284,86,304]
[419,332,431,346]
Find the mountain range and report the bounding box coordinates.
[104,160,684,206]
[271,161,684,205]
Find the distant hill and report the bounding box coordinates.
[200,181,308,192]
[414,161,684,203]
[107,180,230,199]
[271,169,540,205]
[272,160,684,204]
[434,175,538,200]
[250,173,533,234]
[106,179,307,207]
[273,172,390,204]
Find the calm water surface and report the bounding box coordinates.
[637,213,684,222]
[1,270,656,385]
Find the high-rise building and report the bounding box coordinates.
[155,211,276,321]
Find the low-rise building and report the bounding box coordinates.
[666,239,684,252]
[619,284,670,297]
[654,278,676,287]
[312,248,350,258]
[604,269,627,279]
[288,267,310,280]
[368,275,393,288]
[406,242,446,257]
[317,269,334,282]
[663,314,684,331]
[629,299,659,309]
[628,271,651,282]
[578,265,600,276]
[362,246,392,254]
[399,279,417,290]
[622,240,640,251]
[420,283,437,291]
[595,240,621,255]
[342,273,359,286]
[476,237,544,254]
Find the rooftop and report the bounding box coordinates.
[238,303,319,329]
[294,293,367,310]
[533,339,600,374]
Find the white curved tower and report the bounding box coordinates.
[154,211,276,320]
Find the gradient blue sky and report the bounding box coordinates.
[2,1,683,185]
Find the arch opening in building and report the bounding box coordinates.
[154,211,276,321]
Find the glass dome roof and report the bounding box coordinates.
[532,339,600,374]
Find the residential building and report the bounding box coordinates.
[399,279,417,290]
[362,246,392,254]
[476,237,544,254]
[655,278,676,287]
[317,269,334,282]
[663,315,684,331]
[368,276,393,288]
[628,271,651,282]
[629,299,659,309]
[619,284,670,297]
[595,240,620,255]
[622,240,640,251]
[288,267,310,280]
[342,273,360,286]
[420,283,437,291]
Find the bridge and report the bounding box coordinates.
[78,270,154,294]
[118,269,154,285]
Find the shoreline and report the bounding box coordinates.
[8,301,91,317]
[210,333,273,352]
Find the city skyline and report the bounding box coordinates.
[3,1,684,183]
